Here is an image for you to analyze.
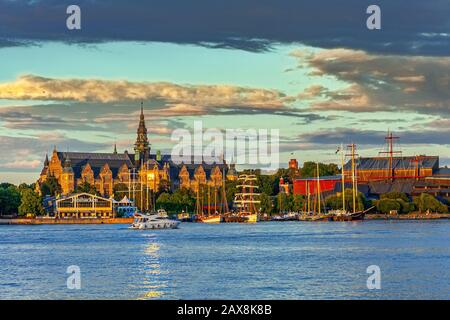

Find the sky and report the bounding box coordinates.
[0,0,449,184]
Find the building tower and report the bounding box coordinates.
[134,102,150,163]
[61,155,75,194]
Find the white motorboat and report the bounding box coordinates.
[129,209,180,230]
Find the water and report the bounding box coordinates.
[0,221,449,300]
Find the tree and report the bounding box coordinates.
[225,180,238,204]
[18,189,45,217]
[113,183,129,201]
[376,199,401,214]
[40,175,61,196]
[156,189,196,214]
[291,195,305,212]
[156,192,173,211]
[274,193,292,213]
[258,174,277,196]
[76,181,98,195]
[381,192,409,202]
[157,179,171,195]
[0,185,21,216]
[300,162,339,178]
[259,193,273,215]
[413,194,448,213]
[325,189,368,211]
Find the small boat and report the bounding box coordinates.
[177,211,192,222]
[197,214,221,223]
[129,209,180,230]
[330,207,374,221]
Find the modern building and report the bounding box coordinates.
[55,193,113,218]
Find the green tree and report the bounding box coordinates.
[156,192,173,211]
[18,189,45,216]
[157,179,171,195]
[291,195,305,212]
[274,193,292,213]
[40,175,61,196]
[376,198,401,214]
[300,162,339,178]
[0,185,21,216]
[413,194,448,213]
[225,180,238,204]
[76,181,98,195]
[325,189,367,211]
[259,193,273,215]
[113,183,129,201]
[381,192,409,202]
[258,174,277,196]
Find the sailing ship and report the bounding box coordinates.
[230,174,261,223]
[195,181,222,223]
[298,162,334,221]
[330,143,369,221]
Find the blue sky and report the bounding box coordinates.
[0,1,449,184]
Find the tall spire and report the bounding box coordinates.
[44,153,49,166]
[113,142,118,154]
[134,102,150,162]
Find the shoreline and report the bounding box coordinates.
[1,214,450,225]
[365,213,450,220]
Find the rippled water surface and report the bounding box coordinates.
[0,221,449,299]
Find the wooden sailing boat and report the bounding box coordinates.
[331,143,368,221]
[196,182,221,223]
[298,162,333,221]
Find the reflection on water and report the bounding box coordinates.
[138,237,167,299]
[0,221,449,299]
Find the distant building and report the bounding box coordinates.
[289,159,298,170]
[293,175,341,196]
[36,103,235,198]
[344,156,439,182]
[55,193,113,218]
[279,177,290,195]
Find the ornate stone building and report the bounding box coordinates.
[36,103,237,197]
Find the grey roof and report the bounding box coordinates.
[366,180,416,195]
[334,182,370,196]
[57,151,228,181]
[58,152,134,178]
[345,156,439,171]
[434,168,450,176]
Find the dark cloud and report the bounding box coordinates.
[297,127,450,146]
[293,49,450,115]
[1,0,450,55]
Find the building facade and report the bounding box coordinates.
[36,104,235,198]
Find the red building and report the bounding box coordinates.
[293,175,341,196]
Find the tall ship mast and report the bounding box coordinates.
[195,181,222,224]
[232,174,260,223]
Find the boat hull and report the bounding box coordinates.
[332,211,365,221]
[222,213,258,223]
[129,220,180,230]
[198,215,221,223]
[244,213,258,223]
[298,214,333,222]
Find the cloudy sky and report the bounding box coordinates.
[0,0,449,184]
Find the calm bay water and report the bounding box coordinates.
[0,221,449,300]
